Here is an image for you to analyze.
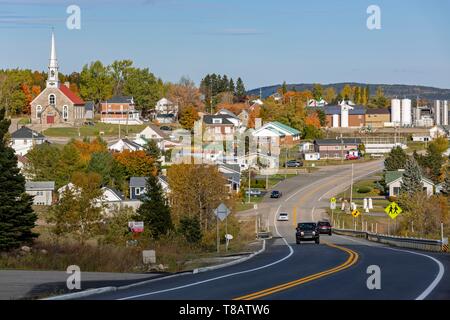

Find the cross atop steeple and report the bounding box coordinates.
[46,31,59,88]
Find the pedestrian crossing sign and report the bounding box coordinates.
[385,202,402,220]
[330,197,336,203]
[351,209,361,218]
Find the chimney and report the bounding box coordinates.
[255,118,262,129]
[64,81,70,88]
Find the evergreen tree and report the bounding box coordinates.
[281,81,288,95]
[228,78,235,94]
[136,173,172,239]
[179,216,202,244]
[144,139,162,173]
[400,157,423,196]
[0,109,37,251]
[384,146,408,171]
[312,84,323,101]
[235,77,246,101]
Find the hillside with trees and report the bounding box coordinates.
[248,83,450,102]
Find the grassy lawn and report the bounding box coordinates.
[329,208,393,234]
[44,122,147,138]
[235,196,265,212]
[18,117,31,125]
[336,173,384,199]
[406,141,428,153]
[303,157,375,167]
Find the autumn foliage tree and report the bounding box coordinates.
[113,150,156,178]
[71,138,107,164]
[305,112,321,128]
[167,164,228,230]
[179,105,200,130]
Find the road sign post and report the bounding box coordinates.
[385,202,402,220]
[214,203,231,253]
[330,197,336,224]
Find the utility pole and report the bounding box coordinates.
[248,166,251,204]
[285,147,288,179]
[350,163,354,209]
[216,214,220,253]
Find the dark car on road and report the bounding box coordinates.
[285,160,303,167]
[317,221,332,236]
[270,190,282,198]
[296,222,320,244]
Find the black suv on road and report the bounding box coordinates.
[270,190,282,198]
[296,222,320,244]
[317,221,332,236]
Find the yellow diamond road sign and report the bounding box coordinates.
[385,202,402,220]
[351,209,361,218]
[330,197,336,203]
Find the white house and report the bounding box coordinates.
[252,121,301,144]
[217,163,241,193]
[155,98,178,124]
[307,99,328,107]
[108,138,144,152]
[412,134,432,142]
[10,127,46,156]
[215,109,242,127]
[25,181,54,206]
[429,126,448,139]
[304,152,321,161]
[385,170,435,197]
[299,142,314,153]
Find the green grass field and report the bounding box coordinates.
[43,122,147,138]
[406,141,428,153]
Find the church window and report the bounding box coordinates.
[49,94,56,105]
[36,105,42,118]
[63,105,68,120]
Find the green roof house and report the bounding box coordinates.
[385,170,435,197]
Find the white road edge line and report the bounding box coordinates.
[117,206,294,300]
[334,234,444,300]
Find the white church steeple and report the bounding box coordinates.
[46,31,59,88]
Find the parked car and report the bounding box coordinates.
[317,221,332,235]
[345,154,359,160]
[84,121,95,126]
[296,222,320,244]
[245,189,263,197]
[277,212,289,221]
[285,160,303,167]
[160,126,173,131]
[270,190,282,198]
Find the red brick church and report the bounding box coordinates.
[31,32,86,126]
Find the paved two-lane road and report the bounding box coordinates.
[84,160,449,300]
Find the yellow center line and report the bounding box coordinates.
[233,243,359,300]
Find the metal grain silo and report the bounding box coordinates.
[401,99,412,126]
[391,99,401,124]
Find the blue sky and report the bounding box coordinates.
[1,0,449,90]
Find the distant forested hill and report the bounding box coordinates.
[248,83,450,101]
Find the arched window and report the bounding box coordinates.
[49,94,56,105]
[36,105,42,118]
[63,105,68,120]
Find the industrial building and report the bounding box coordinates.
[390,98,412,127]
[322,102,366,128]
[413,100,449,127]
